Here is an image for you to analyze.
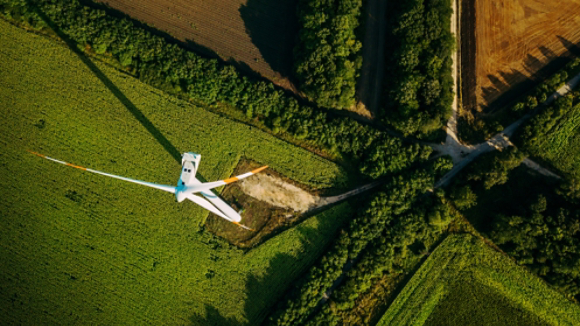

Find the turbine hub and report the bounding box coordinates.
[176,191,186,203]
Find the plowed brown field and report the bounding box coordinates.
[96,0,299,92]
[463,0,580,113]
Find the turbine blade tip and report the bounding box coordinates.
[252,166,268,174]
[27,150,45,158]
[233,221,254,231]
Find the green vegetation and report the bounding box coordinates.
[266,158,454,326]
[4,1,580,325]
[0,19,354,325]
[294,0,363,109]
[461,147,525,190]
[516,91,580,179]
[383,0,454,137]
[377,234,580,326]
[1,0,431,179]
[460,57,580,143]
[304,188,455,325]
[450,152,580,301]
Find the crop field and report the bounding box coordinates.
[520,102,580,178]
[0,20,352,325]
[95,0,299,92]
[377,234,580,326]
[462,0,580,113]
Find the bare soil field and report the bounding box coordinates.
[462,0,580,114]
[96,0,299,92]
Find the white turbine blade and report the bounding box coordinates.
[186,193,254,231]
[29,151,176,194]
[189,166,268,192]
[184,193,229,220]
[198,189,242,222]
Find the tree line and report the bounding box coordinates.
[265,158,453,326]
[382,0,454,138]
[306,190,453,325]
[293,0,363,109]
[1,0,431,180]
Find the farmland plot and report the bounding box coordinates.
[377,234,580,326]
[518,100,580,179]
[463,0,580,114]
[0,20,350,325]
[95,0,299,92]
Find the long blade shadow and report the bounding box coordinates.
[32,5,183,166]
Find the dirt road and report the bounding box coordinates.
[435,70,580,188]
[355,0,387,118]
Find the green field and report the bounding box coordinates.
[0,20,353,325]
[377,234,580,326]
[521,101,580,178]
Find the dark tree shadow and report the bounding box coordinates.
[479,69,528,112]
[31,4,185,165]
[479,41,575,114]
[246,225,323,322]
[239,0,298,78]
[189,213,343,325]
[558,35,580,57]
[189,304,243,326]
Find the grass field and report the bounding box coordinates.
[520,101,580,178]
[462,0,580,113]
[0,20,352,325]
[377,234,580,326]
[95,0,299,93]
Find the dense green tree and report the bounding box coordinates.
[489,195,580,299]
[449,185,477,210]
[294,0,363,109]
[466,147,525,189]
[382,0,454,137]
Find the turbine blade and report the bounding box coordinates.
[189,166,268,192]
[28,151,176,194]
[185,193,254,231]
[198,189,243,222]
[232,221,254,231]
[185,193,229,220]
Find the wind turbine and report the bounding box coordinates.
[28,151,267,230]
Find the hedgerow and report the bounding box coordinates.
[265,157,453,326]
[1,0,431,179]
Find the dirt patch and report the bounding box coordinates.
[466,0,580,114]
[95,0,300,93]
[205,159,321,249]
[239,173,318,212]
